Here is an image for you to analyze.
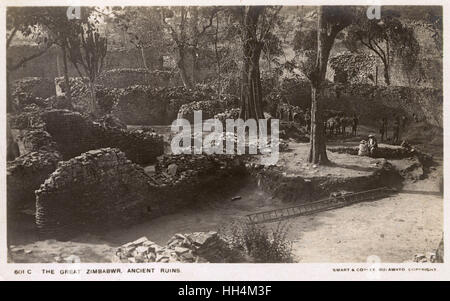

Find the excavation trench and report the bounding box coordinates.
[7,144,432,263]
[9,141,429,247]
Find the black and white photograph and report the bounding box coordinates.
[1,1,446,280]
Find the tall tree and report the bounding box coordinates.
[344,10,419,86]
[18,7,95,103]
[66,20,107,115]
[6,7,54,112]
[6,7,55,72]
[231,6,282,120]
[159,6,220,88]
[109,7,166,70]
[296,6,354,164]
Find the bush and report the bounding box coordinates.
[220,220,293,263]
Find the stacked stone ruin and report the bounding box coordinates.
[35,148,156,236]
[41,110,163,164]
[7,149,62,212]
[113,231,225,263]
[7,109,164,219]
[32,147,251,236]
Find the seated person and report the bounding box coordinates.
[358,140,369,156]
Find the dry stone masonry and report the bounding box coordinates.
[34,150,250,237]
[7,150,62,211]
[41,110,164,164]
[35,148,156,237]
[113,232,227,263]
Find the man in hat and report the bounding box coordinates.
[368,134,378,156]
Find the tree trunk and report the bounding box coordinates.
[383,63,390,86]
[61,43,72,103]
[308,6,333,165]
[239,6,264,121]
[177,47,194,89]
[191,47,199,84]
[88,81,98,116]
[214,15,221,99]
[308,86,328,164]
[239,44,264,120]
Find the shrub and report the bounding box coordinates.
[220,220,293,263]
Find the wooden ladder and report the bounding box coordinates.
[246,187,396,224]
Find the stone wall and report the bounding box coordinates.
[7,146,62,212]
[269,79,443,128]
[34,150,248,237]
[40,110,164,164]
[35,148,156,236]
[20,130,57,153]
[177,98,239,123]
[7,108,164,215]
[328,84,443,128]
[111,85,219,125]
[11,77,55,100]
[97,69,181,89]
[151,154,248,214]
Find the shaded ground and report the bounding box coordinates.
[279,142,381,178]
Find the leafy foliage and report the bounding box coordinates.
[221,220,293,263]
[343,9,420,85]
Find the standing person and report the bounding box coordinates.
[393,114,400,144]
[352,114,359,136]
[379,117,387,142]
[305,112,311,133]
[335,115,342,135]
[401,115,408,130]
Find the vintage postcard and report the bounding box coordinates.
[0,0,448,281]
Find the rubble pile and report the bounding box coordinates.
[213,108,240,122]
[12,77,55,100]
[411,253,437,263]
[20,130,58,153]
[177,98,239,123]
[173,131,289,155]
[156,154,247,182]
[113,231,227,263]
[8,104,45,130]
[35,148,156,236]
[149,154,248,213]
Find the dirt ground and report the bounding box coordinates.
[8,129,444,263]
[287,165,443,262]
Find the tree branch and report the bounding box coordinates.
[8,44,52,71]
[7,27,18,49]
